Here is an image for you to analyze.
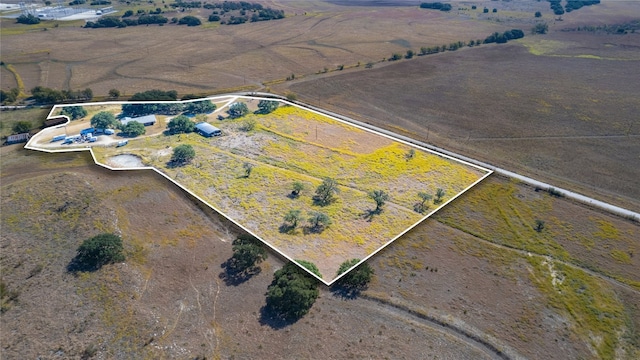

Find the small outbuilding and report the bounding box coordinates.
[120,115,157,127]
[44,117,68,128]
[6,133,31,144]
[195,122,222,137]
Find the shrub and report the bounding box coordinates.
[171,144,195,165]
[178,15,201,26]
[12,121,31,134]
[108,88,121,98]
[335,258,374,289]
[297,260,322,278]
[73,233,125,271]
[16,14,40,24]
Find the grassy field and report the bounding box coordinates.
[0,107,50,140]
[2,0,640,358]
[284,31,640,212]
[31,99,488,280]
[1,146,638,359]
[0,1,518,96]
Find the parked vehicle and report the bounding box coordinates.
[104,129,115,135]
[116,140,128,147]
[51,135,66,142]
[80,127,95,135]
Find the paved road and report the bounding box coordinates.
[240,92,640,220]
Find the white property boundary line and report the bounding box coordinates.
[243,92,640,221]
[25,95,492,286]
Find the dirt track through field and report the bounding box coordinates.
[442,221,640,295]
[357,294,512,360]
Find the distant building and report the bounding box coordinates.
[195,122,222,137]
[6,133,31,144]
[121,115,157,127]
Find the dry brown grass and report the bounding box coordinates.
[1,2,513,96]
[284,31,640,212]
[1,146,638,359]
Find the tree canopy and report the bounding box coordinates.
[307,211,331,232]
[30,86,93,104]
[171,144,196,165]
[121,121,146,137]
[90,111,119,129]
[369,190,389,212]
[265,262,319,321]
[167,115,196,134]
[313,177,339,206]
[256,100,279,114]
[184,100,216,114]
[129,89,178,101]
[61,106,88,120]
[332,258,374,298]
[283,209,302,230]
[229,235,267,273]
[335,259,374,288]
[178,15,202,26]
[71,233,125,271]
[227,102,249,119]
[296,260,322,278]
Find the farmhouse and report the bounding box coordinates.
[6,133,31,144]
[195,122,222,137]
[121,115,157,127]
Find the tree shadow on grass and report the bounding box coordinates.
[361,208,382,222]
[278,224,297,234]
[330,284,367,300]
[66,257,102,274]
[218,259,261,286]
[301,225,326,235]
[258,305,299,330]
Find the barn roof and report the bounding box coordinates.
[121,114,157,125]
[195,122,221,135]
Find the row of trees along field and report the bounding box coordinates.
[30,86,93,104]
[386,29,525,62]
[547,0,600,16]
[120,90,215,117]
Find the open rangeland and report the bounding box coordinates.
[1,0,534,96]
[1,1,639,358]
[29,98,489,281]
[282,27,640,213]
[1,145,638,359]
